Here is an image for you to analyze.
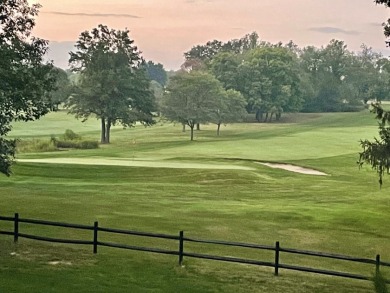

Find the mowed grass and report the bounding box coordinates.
[1,110,389,292]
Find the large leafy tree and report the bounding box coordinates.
[299,40,377,112]
[236,46,302,122]
[211,89,247,136]
[161,71,225,141]
[68,25,155,144]
[0,0,55,176]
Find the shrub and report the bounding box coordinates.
[16,139,57,153]
[55,140,99,149]
[78,140,99,149]
[55,140,78,149]
[63,129,81,141]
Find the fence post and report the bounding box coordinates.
[93,221,98,254]
[376,254,381,274]
[274,241,280,276]
[179,231,184,266]
[14,213,19,243]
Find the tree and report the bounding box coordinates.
[211,89,247,136]
[359,103,390,187]
[299,40,368,112]
[182,32,262,71]
[161,71,225,141]
[142,60,167,86]
[150,80,164,115]
[67,25,155,144]
[210,52,240,90]
[0,0,56,176]
[344,45,389,105]
[50,67,72,109]
[235,46,302,122]
[184,40,224,64]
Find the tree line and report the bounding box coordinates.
[183,33,390,120]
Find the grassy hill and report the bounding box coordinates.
[0,110,388,292]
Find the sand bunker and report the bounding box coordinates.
[17,158,326,175]
[17,158,254,171]
[48,260,72,266]
[259,162,327,176]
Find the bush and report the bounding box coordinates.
[55,140,77,149]
[55,140,99,149]
[63,129,81,141]
[78,140,99,149]
[16,129,99,152]
[16,139,57,153]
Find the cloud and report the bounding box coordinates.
[309,26,360,35]
[43,11,141,19]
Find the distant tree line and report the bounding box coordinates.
[51,32,390,142]
[181,32,390,122]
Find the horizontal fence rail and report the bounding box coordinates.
[0,213,389,284]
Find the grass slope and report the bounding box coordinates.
[1,110,388,292]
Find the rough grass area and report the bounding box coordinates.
[1,110,389,292]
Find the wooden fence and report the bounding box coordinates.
[1,213,389,283]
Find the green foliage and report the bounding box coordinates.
[161,71,227,140]
[150,80,164,114]
[54,129,98,149]
[55,140,99,149]
[16,139,57,153]
[0,138,16,172]
[210,52,240,90]
[15,129,98,152]
[50,67,72,108]
[237,46,302,121]
[143,60,167,86]
[211,89,247,135]
[63,129,81,141]
[0,0,56,175]
[67,24,155,144]
[359,104,390,186]
[190,34,387,117]
[184,32,260,65]
[299,41,387,113]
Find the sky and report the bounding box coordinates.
[28,0,390,70]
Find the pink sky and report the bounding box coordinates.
[29,0,390,70]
